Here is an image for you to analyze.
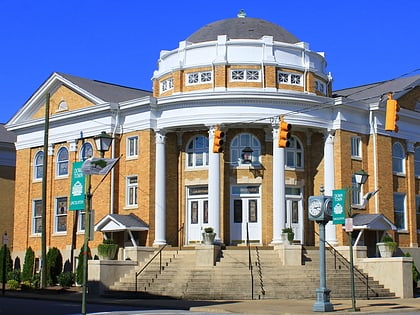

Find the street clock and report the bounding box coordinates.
[308,195,332,222]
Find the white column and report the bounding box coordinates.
[208,126,221,243]
[271,126,286,244]
[153,130,167,246]
[324,129,337,245]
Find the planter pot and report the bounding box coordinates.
[97,244,118,260]
[377,242,396,258]
[202,232,216,245]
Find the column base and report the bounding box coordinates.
[313,288,334,312]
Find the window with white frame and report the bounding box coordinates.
[186,135,209,168]
[351,136,362,158]
[315,80,326,94]
[127,136,138,158]
[57,147,69,177]
[33,200,42,234]
[126,176,138,207]
[286,136,303,168]
[160,78,174,93]
[392,142,405,174]
[230,133,261,166]
[415,147,420,177]
[351,176,362,205]
[55,197,67,233]
[186,71,212,85]
[80,142,93,161]
[78,210,86,232]
[34,151,44,180]
[277,71,302,86]
[416,195,420,231]
[394,193,406,230]
[230,69,260,82]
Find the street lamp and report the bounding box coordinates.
[241,147,253,164]
[347,170,369,312]
[2,232,8,296]
[81,131,113,315]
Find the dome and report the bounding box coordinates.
[186,14,300,44]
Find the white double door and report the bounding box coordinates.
[230,185,261,245]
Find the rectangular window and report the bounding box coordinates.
[277,72,302,86]
[160,78,174,93]
[248,199,258,223]
[416,195,420,231]
[191,201,198,224]
[351,137,361,158]
[351,176,361,205]
[234,200,243,223]
[78,210,86,232]
[394,193,406,230]
[231,69,260,82]
[186,71,212,85]
[315,80,326,94]
[126,176,138,207]
[33,200,42,234]
[127,136,138,158]
[55,197,67,233]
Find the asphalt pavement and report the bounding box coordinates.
[3,287,420,314]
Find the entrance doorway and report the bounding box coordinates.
[285,187,304,243]
[186,186,208,244]
[230,185,261,245]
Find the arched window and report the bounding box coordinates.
[230,133,261,166]
[57,147,69,176]
[80,142,93,161]
[392,142,405,174]
[34,151,44,180]
[415,147,420,177]
[186,135,209,168]
[286,136,303,168]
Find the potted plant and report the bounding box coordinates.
[202,227,216,245]
[97,239,118,260]
[282,228,295,244]
[377,234,397,258]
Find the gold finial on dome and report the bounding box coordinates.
[237,9,246,18]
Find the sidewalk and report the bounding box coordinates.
[4,288,420,314]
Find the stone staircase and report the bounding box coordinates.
[107,246,395,300]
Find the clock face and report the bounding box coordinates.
[309,199,322,217]
[324,198,332,216]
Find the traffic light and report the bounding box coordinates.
[212,127,225,153]
[385,93,400,132]
[278,117,292,148]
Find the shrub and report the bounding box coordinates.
[22,247,35,282]
[76,244,91,285]
[7,279,19,290]
[0,246,13,282]
[46,247,63,286]
[58,271,74,288]
[32,273,40,288]
[8,269,21,282]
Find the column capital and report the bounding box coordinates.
[155,130,166,144]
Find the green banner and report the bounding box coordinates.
[69,161,85,210]
[332,189,347,224]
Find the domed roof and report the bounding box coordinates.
[186,13,299,44]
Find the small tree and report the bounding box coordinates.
[0,245,13,283]
[76,244,91,285]
[22,247,35,282]
[46,247,63,286]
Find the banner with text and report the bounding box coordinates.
[69,161,85,210]
[332,189,347,224]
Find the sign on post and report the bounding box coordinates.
[69,161,85,210]
[332,189,347,224]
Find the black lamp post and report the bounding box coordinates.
[348,169,369,312]
[81,131,112,315]
[2,232,8,296]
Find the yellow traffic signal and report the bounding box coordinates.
[385,93,400,132]
[278,117,292,148]
[212,128,225,153]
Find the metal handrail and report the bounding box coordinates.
[246,223,254,300]
[135,244,168,293]
[314,231,370,299]
[255,247,265,299]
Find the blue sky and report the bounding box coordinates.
[1,1,419,124]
